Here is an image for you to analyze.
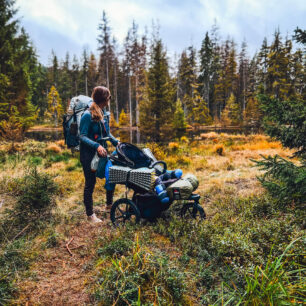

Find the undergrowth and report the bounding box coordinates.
[0,166,59,304]
[91,194,305,305]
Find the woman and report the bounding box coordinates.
[79,86,119,223]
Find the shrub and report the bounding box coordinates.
[180,136,189,143]
[226,238,305,305]
[45,231,60,248]
[46,143,62,153]
[46,151,70,163]
[13,167,58,227]
[255,94,306,207]
[27,156,43,166]
[97,237,133,257]
[0,239,30,304]
[65,159,82,171]
[253,155,306,206]
[94,236,186,305]
[214,144,225,156]
[168,142,180,151]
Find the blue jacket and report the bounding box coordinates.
[79,109,118,163]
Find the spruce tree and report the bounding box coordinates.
[58,52,72,112]
[266,30,291,100]
[243,97,262,129]
[79,48,89,96]
[238,40,249,115]
[191,91,212,125]
[221,93,240,126]
[257,37,269,92]
[87,53,98,93]
[199,32,213,115]
[139,38,175,141]
[0,0,37,132]
[173,98,187,130]
[71,55,80,96]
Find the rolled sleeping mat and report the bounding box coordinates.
[183,173,199,191]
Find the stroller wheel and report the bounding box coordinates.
[181,203,206,220]
[110,198,141,226]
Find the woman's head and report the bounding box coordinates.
[92,86,111,107]
[90,86,111,121]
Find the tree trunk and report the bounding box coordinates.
[128,75,132,127]
[114,62,119,123]
[135,74,139,125]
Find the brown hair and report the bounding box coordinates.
[90,86,111,121]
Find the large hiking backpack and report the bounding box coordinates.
[63,95,92,150]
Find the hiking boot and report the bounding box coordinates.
[87,213,102,223]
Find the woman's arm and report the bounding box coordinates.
[79,112,100,150]
[108,132,119,147]
[103,111,119,147]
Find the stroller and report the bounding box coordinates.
[108,142,206,226]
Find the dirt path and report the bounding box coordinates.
[18,212,111,305]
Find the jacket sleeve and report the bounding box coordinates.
[108,132,119,147]
[79,112,99,150]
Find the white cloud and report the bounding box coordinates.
[16,0,306,64]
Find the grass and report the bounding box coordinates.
[0,134,304,305]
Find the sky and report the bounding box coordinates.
[16,0,306,66]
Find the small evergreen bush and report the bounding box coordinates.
[14,166,58,227]
[256,94,306,206]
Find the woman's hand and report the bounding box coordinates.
[97,145,107,157]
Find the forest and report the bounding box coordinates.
[1,2,305,140]
[0,0,305,305]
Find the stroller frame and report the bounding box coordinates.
[108,142,206,226]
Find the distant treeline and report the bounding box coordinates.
[0,1,305,141]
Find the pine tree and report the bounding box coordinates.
[30,63,48,119]
[71,55,80,96]
[123,28,133,126]
[199,32,213,115]
[173,99,187,130]
[87,53,98,93]
[192,91,212,125]
[97,11,114,90]
[79,48,89,96]
[238,40,249,115]
[210,21,221,119]
[243,96,262,129]
[58,52,72,112]
[0,0,37,131]
[112,37,120,123]
[139,38,175,141]
[293,27,306,45]
[221,93,240,126]
[46,86,63,127]
[257,37,269,92]
[266,30,291,100]
[255,94,306,205]
[51,50,59,87]
[178,46,199,122]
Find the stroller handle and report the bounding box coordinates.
[149,160,167,174]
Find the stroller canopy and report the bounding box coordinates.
[115,142,152,169]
